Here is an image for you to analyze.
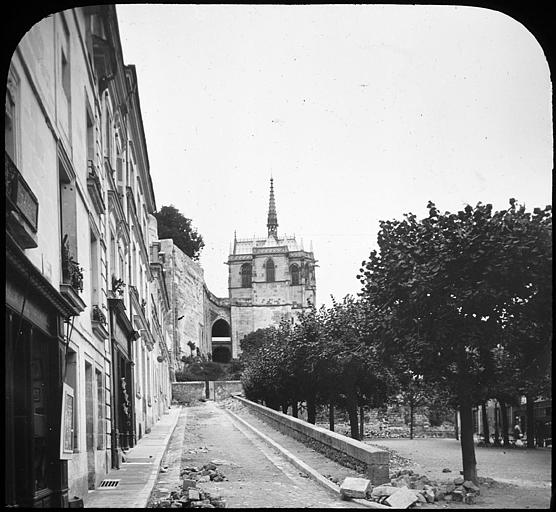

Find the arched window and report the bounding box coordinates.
[241,263,252,288]
[265,258,275,282]
[290,264,300,286]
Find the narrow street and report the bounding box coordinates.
[149,402,361,508]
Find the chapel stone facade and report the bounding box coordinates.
[227,178,317,356]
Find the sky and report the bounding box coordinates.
[115,4,552,307]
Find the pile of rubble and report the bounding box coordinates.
[151,462,228,508]
[340,470,482,508]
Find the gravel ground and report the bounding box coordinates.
[364,437,552,509]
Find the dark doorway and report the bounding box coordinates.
[212,346,232,363]
[211,319,230,337]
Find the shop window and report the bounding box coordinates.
[64,348,79,451]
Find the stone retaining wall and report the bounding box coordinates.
[173,380,243,403]
[173,381,206,403]
[232,395,389,485]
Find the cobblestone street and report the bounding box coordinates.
[149,402,362,508]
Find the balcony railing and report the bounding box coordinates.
[5,152,39,248]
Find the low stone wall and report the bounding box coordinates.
[172,381,206,403]
[232,395,389,485]
[214,381,243,401]
[173,380,243,404]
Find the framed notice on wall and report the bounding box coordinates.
[60,383,75,460]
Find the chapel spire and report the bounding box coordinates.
[267,177,278,238]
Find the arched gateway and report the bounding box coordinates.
[211,318,232,363]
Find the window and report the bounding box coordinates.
[64,348,79,451]
[96,370,104,449]
[241,263,252,288]
[90,230,99,306]
[265,258,275,283]
[5,69,18,161]
[104,111,112,165]
[86,107,94,167]
[290,264,300,286]
[60,18,71,134]
[61,50,70,101]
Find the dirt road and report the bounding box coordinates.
[150,401,361,508]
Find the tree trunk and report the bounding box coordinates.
[409,399,415,440]
[307,395,316,425]
[281,402,288,414]
[359,405,365,439]
[493,401,501,446]
[454,409,459,440]
[292,401,298,418]
[329,402,335,432]
[481,402,490,444]
[526,395,536,449]
[500,401,510,446]
[346,391,360,440]
[459,401,478,484]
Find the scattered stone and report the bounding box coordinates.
[370,485,398,499]
[182,479,197,490]
[188,489,201,501]
[463,480,480,494]
[444,482,456,494]
[453,476,464,485]
[463,493,476,504]
[452,490,464,502]
[160,467,168,473]
[340,477,372,499]
[198,475,211,483]
[435,491,445,501]
[442,468,451,473]
[385,486,419,509]
[424,489,435,503]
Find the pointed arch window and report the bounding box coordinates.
[290,264,300,286]
[265,258,275,283]
[241,263,252,288]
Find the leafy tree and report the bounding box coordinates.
[154,205,205,260]
[358,200,551,483]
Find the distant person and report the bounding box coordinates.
[513,423,522,443]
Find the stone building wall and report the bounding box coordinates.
[160,239,205,360]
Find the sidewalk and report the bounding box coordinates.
[85,406,181,508]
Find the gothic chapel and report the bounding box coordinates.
[227,178,317,355]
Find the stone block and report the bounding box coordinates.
[385,486,419,509]
[424,489,435,503]
[188,489,201,501]
[183,479,197,490]
[463,480,480,494]
[452,490,464,502]
[340,477,372,499]
[463,493,476,504]
[370,485,398,498]
[198,475,211,483]
[453,476,464,485]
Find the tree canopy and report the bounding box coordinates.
[154,205,205,260]
[357,199,552,481]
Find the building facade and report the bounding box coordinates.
[5,5,172,507]
[226,178,317,357]
[158,179,317,367]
